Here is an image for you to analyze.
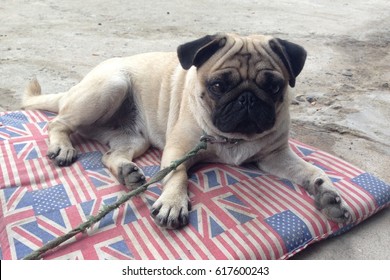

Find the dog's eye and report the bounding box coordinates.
[271,85,280,94]
[208,81,227,95]
[266,83,281,94]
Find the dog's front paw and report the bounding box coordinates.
[118,162,146,189]
[151,191,191,229]
[47,144,77,166]
[313,178,352,223]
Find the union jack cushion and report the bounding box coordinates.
[0,110,389,259]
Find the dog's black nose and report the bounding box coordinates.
[238,92,255,107]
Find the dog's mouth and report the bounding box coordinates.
[212,92,276,135]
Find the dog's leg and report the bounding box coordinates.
[101,131,149,189]
[257,145,352,223]
[150,139,197,229]
[47,75,131,166]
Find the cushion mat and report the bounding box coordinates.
[0,110,389,260]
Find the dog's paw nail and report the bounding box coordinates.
[179,213,189,226]
[169,219,179,229]
[47,150,60,159]
[158,216,168,226]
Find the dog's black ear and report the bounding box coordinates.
[269,38,307,87]
[177,34,226,70]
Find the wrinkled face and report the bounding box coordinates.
[178,33,307,137]
[203,52,286,135]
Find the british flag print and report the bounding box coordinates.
[0,110,389,260]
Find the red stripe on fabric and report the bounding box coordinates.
[125,221,156,259]
[36,217,67,237]
[241,222,271,259]
[231,226,259,259]
[99,246,131,260]
[166,230,198,260]
[231,181,278,217]
[313,153,362,177]
[180,227,217,259]
[214,233,239,259]
[1,143,18,187]
[12,226,42,247]
[251,219,285,259]
[128,219,168,259]
[224,230,251,259]
[143,217,189,259]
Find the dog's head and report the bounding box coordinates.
[177,33,307,138]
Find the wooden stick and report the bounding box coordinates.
[23,140,207,260]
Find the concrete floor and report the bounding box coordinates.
[0,0,389,259]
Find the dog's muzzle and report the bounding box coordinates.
[212,92,276,135]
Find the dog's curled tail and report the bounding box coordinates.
[22,78,65,113]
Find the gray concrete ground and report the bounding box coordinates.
[1,0,389,259]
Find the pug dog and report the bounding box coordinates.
[22,33,352,229]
